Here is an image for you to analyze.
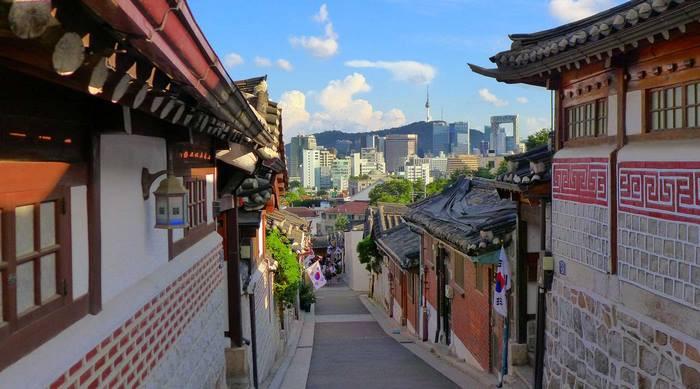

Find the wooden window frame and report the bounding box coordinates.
[564,97,608,142]
[646,80,700,133]
[168,171,215,260]
[0,162,89,371]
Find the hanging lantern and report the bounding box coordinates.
[153,174,188,229]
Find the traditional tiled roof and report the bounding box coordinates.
[495,144,554,189]
[285,207,318,218]
[468,1,700,85]
[268,209,310,246]
[325,201,370,215]
[376,224,420,270]
[364,202,408,239]
[404,178,516,257]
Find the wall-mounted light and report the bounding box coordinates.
[142,167,189,229]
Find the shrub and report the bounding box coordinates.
[266,229,302,305]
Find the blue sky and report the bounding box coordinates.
[190,0,623,141]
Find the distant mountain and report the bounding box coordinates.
[300,121,436,156]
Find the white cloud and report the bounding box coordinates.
[524,116,551,135]
[223,53,244,68]
[344,60,436,85]
[478,88,508,107]
[254,56,272,67]
[290,5,339,58]
[276,59,293,72]
[279,73,406,138]
[516,97,529,104]
[279,90,311,136]
[549,0,614,23]
[314,3,329,23]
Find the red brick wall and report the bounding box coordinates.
[406,272,418,331]
[50,246,223,389]
[422,234,437,309]
[450,259,492,371]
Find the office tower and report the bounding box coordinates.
[450,122,470,154]
[302,149,321,190]
[431,121,450,156]
[404,157,431,184]
[376,136,386,154]
[385,134,417,173]
[331,158,351,191]
[289,134,317,178]
[334,140,353,156]
[319,148,336,167]
[447,154,480,175]
[469,129,485,155]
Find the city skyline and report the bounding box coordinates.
[189,1,625,141]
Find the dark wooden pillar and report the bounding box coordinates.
[225,199,243,347]
[87,133,102,314]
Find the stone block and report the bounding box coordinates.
[623,337,638,366]
[681,364,700,388]
[225,347,249,381]
[667,223,677,240]
[669,260,678,278]
[689,225,699,245]
[658,355,675,381]
[663,240,675,259]
[609,332,622,361]
[692,266,700,287]
[651,256,660,273]
[639,345,659,376]
[663,278,673,296]
[680,263,690,282]
[621,366,635,385]
[594,349,609,375]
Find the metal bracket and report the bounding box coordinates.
[141,167,167,200]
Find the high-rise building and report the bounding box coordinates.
[376,136,386,154]
[425,86,431,122]
[431,121,450,156]
[319,148,335,167]
[450,122,470,154]
[302,149,320,190]
[490,115,519,154]
[289,134,317,178]
[331,158,351,191]
[447,155,480,175]
[469,129,486,155]
[334,139,353,156]
[385,134,417,173]
[404,158,431,184]
[429,154,448,179]
[319,166,332,190]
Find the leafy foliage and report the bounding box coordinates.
[368,179,414,205]
[299,282,315,311]
[496,159,509,176]
[525,128,551,151]
[289,180,302,189]
[426,178,450,196]
[266,229,301,305]
[474,167,495,179]
[357,237,381,273]
[334,214,349,231]
[283,186,307,206]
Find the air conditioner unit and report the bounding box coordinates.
[445,285,454,299]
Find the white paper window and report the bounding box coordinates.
[16,261,35,314]
[15,205,34,257]
[40,201,56,249]
[40,254,57,302]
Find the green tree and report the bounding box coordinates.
[266,229,301,305]
[449,167,474,183]
[368,179,413,205]
[525,128,551,150]
[495,159,509,176]
[357,237,382,297]
[289,180,302,189]
[474,167,495,179]
[334,214,349,232]
[426,178,450,196]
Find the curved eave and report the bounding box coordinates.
[81,0,273,148]
[468,64,547,86]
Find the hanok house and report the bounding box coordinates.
[0,1,279,388]
[492,144,554,387]
[470,1,700,387]
[214,75,291,388]
[363,202,409,310]
[375,223,421,336]
[404,178,517,373]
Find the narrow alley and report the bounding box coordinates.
[306,282,458,389]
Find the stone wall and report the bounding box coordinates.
[552,199,610,273]
[618,212,700,310]
[544,280,700,389]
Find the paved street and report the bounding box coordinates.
[306,281,458,389]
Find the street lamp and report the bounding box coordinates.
[142,167,189,229]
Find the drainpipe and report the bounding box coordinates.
[225,198,243,347]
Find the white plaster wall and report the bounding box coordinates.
[100,134,169,303]
[522,205,543,253]
[392,298,403,325]
[70,185,89,298]
[625,90,642,135]
[427,303,438,343]
[618,138,700,161]
[343,230,370,292]
[0,232,222,388]
[206,174,214,222]
[450,330,484,371]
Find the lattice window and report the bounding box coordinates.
[565,98,607,140]
[650,86,683,130]
[185,177,207,230]
[687,82,700,128]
